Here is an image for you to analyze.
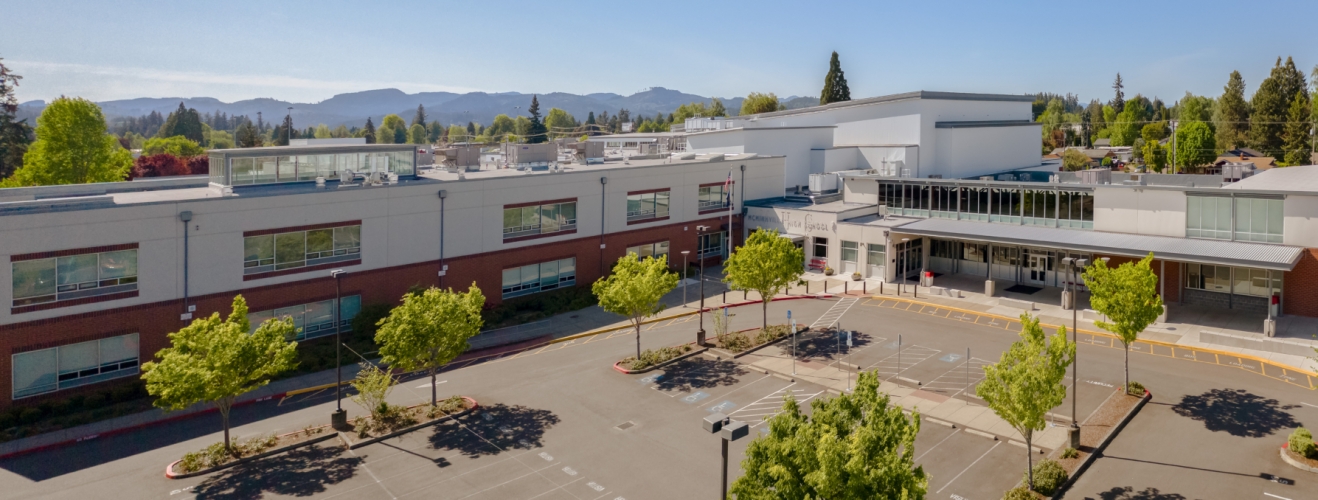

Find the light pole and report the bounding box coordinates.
[682,250,691,307]
[330,269,347,429]
[900,238,910,295]
[703,413,748,500]
[1068,257,1088,449]
[286,107,293,144]
[696,226,710,345]
[788,310,795,375]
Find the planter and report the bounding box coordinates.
[851,273,862,281]
[707,325,804,359]
[824,268,835,276]
[1049,389,1150,499]
[612,343,708,374]
[165,428,338,479]
[1280,444,1318,474]
[338,396,479,450]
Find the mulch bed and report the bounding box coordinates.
[1053,390,1144,477]
[167,424,335,477]
[347,397,475,441]
[1283,445,1318,469]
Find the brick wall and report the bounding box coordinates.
[0,216,739,409]
[1284,249,1318,317]
[1091,254,1181,304]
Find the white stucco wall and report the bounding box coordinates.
[1283,194,1318,248]
[932,125,1042,179]
[1092,187,1187,237]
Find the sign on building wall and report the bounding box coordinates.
[745,208,837,236]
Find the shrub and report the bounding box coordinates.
[428,396,467,418]
[83,393,107,411]
[1002,486,1034,500]
[1126,380,1146,396]
[1290,428,1316,458]
[131,153,191,178]
[620,344,694,370]
[18,407,42,425]
[178,442,228,473]
[1026,458,1068,495]
[717,331,754,352]
[354,402,416,437]
[1061,447,1079,459]
[0,411,15,430]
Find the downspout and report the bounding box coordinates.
[438,190,447,288]
[179,211,193,318]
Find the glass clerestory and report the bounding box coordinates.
[878,182,1093,229]
[11,249,138,307]
[209,148,415,187]
[244,225,361,275]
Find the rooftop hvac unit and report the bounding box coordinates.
[508,143,557,166]
[808,173,838,193]
[1078,168,1112,185]
[438,145,481,172]
[569,141,604,164]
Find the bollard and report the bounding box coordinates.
[863,281,867,294]
[722,290,727,303]
[743,290,748,300]
[880,282,884,295]
[844,281,848,294]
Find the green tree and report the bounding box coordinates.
[1142,138,1167,172]
[1082,254,1163,392]
[375,284,485,406]
[1061,149,1090,171]
[381,114,406,132]
[1111,73,1125,112]
[1283,91,1312,165]
[723,229,806,332]
[3,97,132,187]
[1110,97,1149,147]
[543,108,578,139]
[376,125,394,144]
[671,102,711,122]
[333,124,351,139]
[412,104,427,128]
[1252,57,1309,157]
[426,121,442,142]
[141,295,298,456]
[0,58,33,180]
[525,95,548,143]
[731,370,927,499]
[408,123,428,144]
[235,120,261,148]
[446,124,466,143]
[1215,71,1251,151]
[142,135,205,157]
[741,92,786,115]
[977,314,1075,491]
[313,124,331,139]
[1177,93,1214,125]
[819,51,852,105]
[1140,122,1168,143]
[592,253,679,359]
[1175,121,1216,169]
[207,129,234,149]
[709,98,728,117]
[392,126,406,144]
[157,102,205,144]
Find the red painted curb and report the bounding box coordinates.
[612,362,632,374]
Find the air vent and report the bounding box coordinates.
[615,421,636,430]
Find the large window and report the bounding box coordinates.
[248,295,361,341]
[866,242,886,268]
[698,185,730,212]
[930,186,956,219]
[990,188,1021,223]
[841,241,859,263]
[1057,191,1094,229]
[959,187,989,221]
[13,333,139,399]
[502,257,577,299]
[1186,196,1233,240]
[699,232,725,259]
[1022,189,1056,226]
[812,237,828,259]
[626,241,670,261]
[1186,264,1280,297]
[627,191,670,222]
[503,201,578,240]
[1234,197,1283,243]
[12,249,138,307]
[244,225,361,275]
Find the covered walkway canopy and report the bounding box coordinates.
[894,218,1304,271]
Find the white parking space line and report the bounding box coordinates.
[727,384,797,417]
[913,428,961,462]
[415,380,447,388]
[523,477,586,500]
[935,441,1002,494]
[748,391,826,428]
[862,345,941,379]
[365,451,541,500]
[922,358,993,398]
[1264,493,1292,500]
[449,462,564,500]
[1301,402,1318,409]
[347,447,399,499]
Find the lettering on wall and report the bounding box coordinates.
[746,209,837,235]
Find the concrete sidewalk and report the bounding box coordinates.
[791,272,1318,374]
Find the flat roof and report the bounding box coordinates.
[208,144,416,157]
[419,153,772,182]
[733,90,1034,121]
[745,198,873,214]
[1224,165,1318,192]
[895,218,1304,271]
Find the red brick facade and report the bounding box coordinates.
[0,216,741,408]
[1284,249,1318,317]
[1093,254,1183,304]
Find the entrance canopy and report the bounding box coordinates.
[895,218,1304,271]
[778,233,805,243]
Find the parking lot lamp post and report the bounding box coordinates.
[1071,258,1088,448]
[900,238,910,295]
[702,413,748,500]
[681,250,691,307]
[697,226,710,343]
[330,269,347,429]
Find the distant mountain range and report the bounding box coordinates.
[15,88,821,129]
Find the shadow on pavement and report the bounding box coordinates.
[652,357,749,393]
[1091,486,1190,500]
[1169,388,1300,438]
[790,328,874,362]
[0,391,336,481]
[429,403,560,459]
[191,443,363,499]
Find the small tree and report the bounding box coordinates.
[593,253,679,359]
[977,314,1075,491]
[732,370,928,499]
[1061,149,1090,171]
[141,295,298,456]
[1083,253,1163,392]
[350,362,396,420]
[376,284,485,406]
[740,92,786,115]
[724,228,805,333]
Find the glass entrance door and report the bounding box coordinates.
[1026,253,1050,284]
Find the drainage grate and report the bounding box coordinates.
[615,421,635,430]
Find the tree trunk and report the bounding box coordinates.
[218,398,233,457]
[635,319,642,360]
[431,369,438,406]
[1123,341,1130,394]
[1026,431,1034,490]
[762,299,768,336]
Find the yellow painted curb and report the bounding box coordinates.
[866,294,1318,382]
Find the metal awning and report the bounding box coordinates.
[894,218,1304,271]
[779,233,805,243]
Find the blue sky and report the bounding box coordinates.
[5,0,1317,105]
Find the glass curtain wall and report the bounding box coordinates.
[223,150,414,186]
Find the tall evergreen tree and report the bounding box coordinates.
[0,58,34,180]
[466,121,476,136]
[363,117,376,144]
[1111,73,1125,112]
[1283,91,1312,165]
[274,113,293,146]
[235,120,261,148]
[157,102,205,144]
[412,104,427,128]
[1251,57,1305,157]
[819,51,852,105]
[1215,71,1251,151]
[525,95,548,144]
